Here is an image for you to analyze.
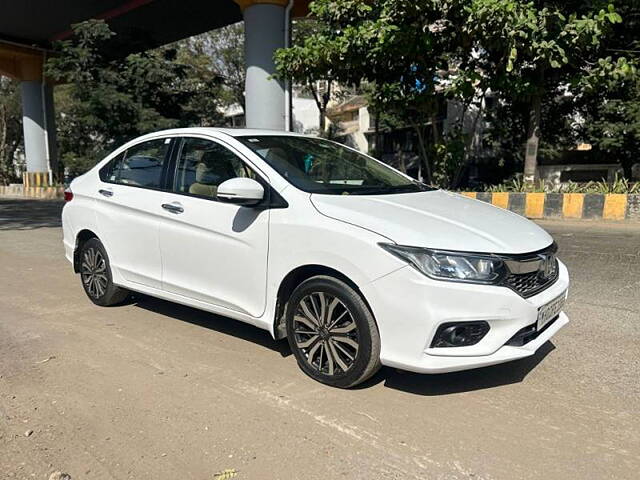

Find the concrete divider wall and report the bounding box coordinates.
[0,185,65,199]
[23,171,51,188]
[461,192,640,221]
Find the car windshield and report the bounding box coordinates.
[237,135,433,195]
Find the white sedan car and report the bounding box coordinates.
[62,128,569,388]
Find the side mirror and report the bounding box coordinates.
[217,177,265,206]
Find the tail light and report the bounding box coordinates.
[64,188,73,202]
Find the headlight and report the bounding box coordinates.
[379,243,507,284]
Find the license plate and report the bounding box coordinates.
[537,291,566,331]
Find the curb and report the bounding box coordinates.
[0,185,65,200]
[461,192,640,221]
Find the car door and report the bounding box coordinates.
[95,137,173,289]
[158,136,270,318]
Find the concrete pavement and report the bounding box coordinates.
[1,199,639,479]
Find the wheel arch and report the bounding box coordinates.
[73,229,99,273]
[273,264,373,339]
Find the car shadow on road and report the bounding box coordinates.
[360,341,556,395]
[129,293,554,395]
[131,293,293,357]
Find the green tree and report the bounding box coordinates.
[275,18,341,134]
[275,0,631,187]
[579,2,640,178]
[464,0,625,184]
[46,20,226,176]
[275,0,471,182]
[187,23,246,115]
[0,77,23,185]
[585,75,640,178]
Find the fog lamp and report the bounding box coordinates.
[430,321,490,348]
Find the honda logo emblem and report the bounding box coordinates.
[538,254,555,280]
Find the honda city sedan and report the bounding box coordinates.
[62,128,569,387]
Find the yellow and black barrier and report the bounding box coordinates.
[22,171,51,188]
[0,185,65,199]
[461,192,640,221]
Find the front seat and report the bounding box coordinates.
[189,151,236,198]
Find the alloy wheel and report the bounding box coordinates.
[292,291,360,376]
[81,247,108,299]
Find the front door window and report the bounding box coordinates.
[173,138,255,199]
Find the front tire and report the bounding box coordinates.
[79,238,129,306]
[285,275,381,388]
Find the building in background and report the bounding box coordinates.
[223,85,321,134]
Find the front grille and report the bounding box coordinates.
[504,259,558,297]
[500,243,559,298]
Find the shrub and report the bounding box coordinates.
[480,174,639,194]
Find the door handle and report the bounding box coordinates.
[161,203,184,214]
[98,189,113,197]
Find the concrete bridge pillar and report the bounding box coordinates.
[236,0,289,130]
[0,44,57,186]
[21,80,58,185]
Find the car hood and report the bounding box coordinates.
[310,190,553,254]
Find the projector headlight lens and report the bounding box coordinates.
[379,244,507,284]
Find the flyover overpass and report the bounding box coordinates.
[0,0,309,185]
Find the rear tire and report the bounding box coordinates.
[79,238,129,306]
[285,275,381,388]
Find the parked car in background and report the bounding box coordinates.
[62,128,569,388]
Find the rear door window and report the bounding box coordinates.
[99,152,125,182]
[117,138,171,189]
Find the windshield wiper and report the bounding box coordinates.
[349,184,422,195]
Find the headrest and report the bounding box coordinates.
[194,151,236,185]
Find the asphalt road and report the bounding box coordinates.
[1,198,639,480]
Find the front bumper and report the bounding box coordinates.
[361,260,570,374]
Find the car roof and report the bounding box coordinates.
[134,127,311,139]
[214,127,310,138]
